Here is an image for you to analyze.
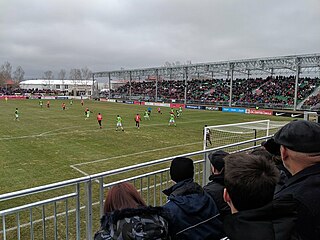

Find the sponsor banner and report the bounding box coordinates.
[125,100,134,104]
[222,107,246,113]
[56,96,69,100]
[185,105,206,110]
[72,96,90,100]
[205,106,219,111]
[246,108,273,115]
[99,98,108,102]
[41,96,56,100]
[107,99,116,102]
[28,95,42,99]
[134,101,145,105]
[170,103,185,108]
[145,102,170,107]
[0,95,27,99]
[273,111,304,118]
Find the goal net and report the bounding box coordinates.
[204,120,288,152]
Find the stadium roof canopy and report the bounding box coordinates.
[93,53,320,80]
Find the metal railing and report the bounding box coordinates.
[0,136,271,240]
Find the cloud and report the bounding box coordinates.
[0,0,319,78]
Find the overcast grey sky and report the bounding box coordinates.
[0,0,319,78]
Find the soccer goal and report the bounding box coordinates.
[203,120,288,152]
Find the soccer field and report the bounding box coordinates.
[0,99,289,195]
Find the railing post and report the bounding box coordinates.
[203,152,209,186]
[76,183,81,240]
[2,215,6,240]
[85,180,93,240]
[99,178,104,217]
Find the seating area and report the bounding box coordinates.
[111,76,320,109]
[0,87,61,96]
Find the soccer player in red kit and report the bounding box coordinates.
[97,113,103,128]
[135,113,141,129]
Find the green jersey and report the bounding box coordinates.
[170,114,175,120]
[117,116,122,123]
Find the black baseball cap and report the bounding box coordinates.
[264,120,320,156]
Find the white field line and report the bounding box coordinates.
[71,141,202,168]
[70,141,202,178]
[69,165,89,176]
[0,119,212,141]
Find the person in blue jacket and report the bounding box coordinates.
[162,157,224,240]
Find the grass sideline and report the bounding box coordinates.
[0,99,290,195]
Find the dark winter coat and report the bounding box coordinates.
[162,178,224,240]
[274,163,320,240]
[94,206,169,240]
[223,195,300,240]
[203,173,231,220]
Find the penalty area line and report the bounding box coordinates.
[70,141,202,176]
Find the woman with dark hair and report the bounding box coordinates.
[104,182,146,213]
[94,182,169,240]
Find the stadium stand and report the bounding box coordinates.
[110,76,320,109]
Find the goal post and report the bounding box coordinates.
[202,120,288,184]
[203,120,291,150]
[203,120,274,150]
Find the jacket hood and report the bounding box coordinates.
[163,179,212,214]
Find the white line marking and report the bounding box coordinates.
[70,165,89,176]
[39,126,80,136]
[71,141,202,168]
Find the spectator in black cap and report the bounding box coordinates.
[264,120,320,240]
[203,150,231,220]
[222,153,298,240]
[162,157,224,240]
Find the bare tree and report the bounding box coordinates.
[0,73,4,86]
[69,68,82,80]
[58,69,66,80]
[43,70,54,79]
[43,70,54,90]
[164,62,172,67]
[13,66,25,83]
[69,68,82,96]
[0,61,12,79]
[81,67,93,95]
[81,67,92,80]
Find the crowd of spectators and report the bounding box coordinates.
[111,76,320,109]
[0,87,66,96]
[94,120,320,239]
[2,75,320,109]
[304,92,320,110]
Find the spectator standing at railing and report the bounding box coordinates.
[203,150,231,221]
[94,182,169,240]
[222,153,299,240]
[264,120,320,240]
[162,157,224,240]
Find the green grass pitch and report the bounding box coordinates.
[0,99,289,195]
